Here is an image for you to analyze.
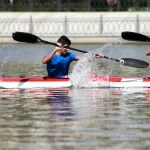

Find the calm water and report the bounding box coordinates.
[0,43,150,149]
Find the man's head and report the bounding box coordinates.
[57,35,71,46]
[57,35,71,55]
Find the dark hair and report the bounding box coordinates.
[57,35,71,46]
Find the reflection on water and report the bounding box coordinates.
[0,88,150,149]
[47,88,75,122]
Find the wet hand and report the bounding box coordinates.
[146,49,150,56]
[54,43,64,52]
[95,53,104,58]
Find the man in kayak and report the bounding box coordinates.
[42,35,104,78]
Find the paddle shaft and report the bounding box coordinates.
[104,56,121,62]
[40,38,128,65]
[41,38,123,64]
[40,39,122,63]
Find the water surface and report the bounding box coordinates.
[0,88,150,150]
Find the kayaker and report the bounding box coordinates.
[42,35,104,78]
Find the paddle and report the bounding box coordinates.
[12,31,86,53]
[121,31,150,42]
[12,31,149,68]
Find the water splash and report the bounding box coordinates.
[69,42,146,88]
[69,44,114,88]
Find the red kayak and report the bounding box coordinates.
[0,76,150,89]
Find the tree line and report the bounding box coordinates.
[0,0,149,11]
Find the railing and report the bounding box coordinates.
[0,14,150,37]
[0,0,150,11]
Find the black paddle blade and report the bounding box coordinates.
[122,58,149,68]
[12,32,40,43]
[121,31,150,42]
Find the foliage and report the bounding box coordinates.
[0,0,149,12]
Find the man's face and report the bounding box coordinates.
[60,44,69,55]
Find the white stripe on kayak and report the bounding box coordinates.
[121,78,144,82]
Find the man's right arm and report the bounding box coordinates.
[42,43,62,64]
[42,49,58,64]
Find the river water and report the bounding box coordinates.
[0,43,150,149]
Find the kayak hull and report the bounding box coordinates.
[0,77,150,89]
[0,77,72,89]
